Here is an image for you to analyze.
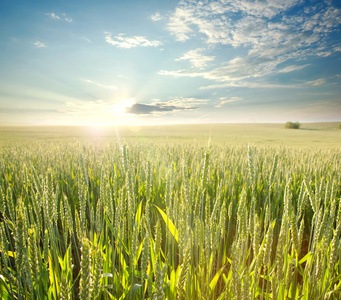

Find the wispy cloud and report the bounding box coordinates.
[105,33,161,48]
[200,78,327,89]
[215,97,242,108]
[278,64,310,73]
[46,12,73,22]
[62,13,73,23]
[304,78,326,86]
[46,12,60,20]
[162,0,341,86]
[81,37,92,43]
[151,12,162,21]
[34,41,47,48]
[175,49,215,69]
[167,7,193,41]
[80,79,117,90]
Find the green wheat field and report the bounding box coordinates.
[0,123,340,299]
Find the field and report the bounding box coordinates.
[0,123,340,299]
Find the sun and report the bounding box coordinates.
[108,98,135,115]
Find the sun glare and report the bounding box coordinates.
[108,98,135,115]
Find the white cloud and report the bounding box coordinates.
[162,0,341,84]
[160,97,208,107]
[201,81,301,89]
[215,97,242,107]
[158,69,202,78]
[81,37,92,43]
[46,12,73,22]
[167,7,194,41]
[278,64,310,73]
[160,52,282,81]
[80,79,117,90]
[175,48,215,69]
[305,78,326,86]
[199,77,327,89]
[46,12,60,20]
[316,51,332,57]
[166,0,304,44]
[151,12,162,21]
[34,41,47,48]
[105,33,161,48]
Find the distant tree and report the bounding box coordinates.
[285,121,300,129]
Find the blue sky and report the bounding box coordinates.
[0,0,340,126]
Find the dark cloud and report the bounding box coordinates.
[126,103,197,115]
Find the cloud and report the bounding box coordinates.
[60,97,206,117]
[175,48,215,69]
[125,97,206,115]
[81,37,92,43]
[62,13,73,23]
[34,41,47,48]
[46,12,60,20]
[304,78,326,86]
[168,97,208,104]
[201,81,301,89]
[105,33,161,48]
[162,0,341,85]
[215,97,242,107]
[160,53,282,81]
[199,77,327,89]
[316,51,332,57]
[46,12,72,22]
[158,69,202,78]
[167,7,195,41]
[125,103,186,115]
[278,64,310,73]
[80,79,117,90]
[166,1,304,44]
[151,12,162,21]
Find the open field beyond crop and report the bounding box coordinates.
[0,123,340,299]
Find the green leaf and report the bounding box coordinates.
[0,275,11,297]
[299,252,313,264]
[154,205,178,243]
[134,238,144,266]
[209,265,225,294]
[127,283,142,300]
[135,201,143,232]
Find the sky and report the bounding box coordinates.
[0,0,341,126]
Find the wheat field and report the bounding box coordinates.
[0,124,340,299]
